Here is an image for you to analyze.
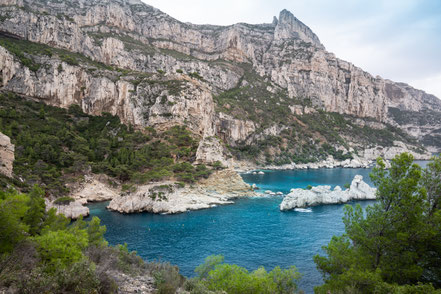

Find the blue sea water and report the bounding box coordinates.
[86,162,428,293]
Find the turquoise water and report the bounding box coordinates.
[86,163,427,293]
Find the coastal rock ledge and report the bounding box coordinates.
[280,175,376,211]
[108,169,256,214]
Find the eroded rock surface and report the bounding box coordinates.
[46,199,90,219]
[0,132,14,178]
[280,175,376,210]
[70,174,120,204]
[108,169,256,214]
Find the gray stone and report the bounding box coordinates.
[280,175,376,211]
[0,132,14,178]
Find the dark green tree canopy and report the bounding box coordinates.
[314,153,441,293]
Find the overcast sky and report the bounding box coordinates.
[143,0,441,98]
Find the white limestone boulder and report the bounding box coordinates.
[280,175,376,211]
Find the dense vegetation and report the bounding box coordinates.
[314,153,441,293]
[0,92,212,196]
[184,255,302,294]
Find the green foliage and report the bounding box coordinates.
[153,263,185,294]
[0,186,131,293]
[59,53,79,65]
[189,71,204,80]
[191,255,301,294]
[0,35,113,71]
[211,161,224,170]
[23,185,46,235]
[306,185,312,190]
[195,255,225,280]
[33,229,88,272]
[22,258,101,294]
[0,190,30,253]
[343,182,350,189]
[0,93,212,196]
[0,36,41,72]
[314,153,441,293]
[87,217,108,247]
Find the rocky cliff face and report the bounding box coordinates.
[0,132,14,178]
[0,0,439,166]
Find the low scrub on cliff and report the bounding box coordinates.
[226,108,419,165]
[0,35,113,71]
[213,63,421,166]
[0,92,211,196]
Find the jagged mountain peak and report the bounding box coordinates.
[275,9,324,48]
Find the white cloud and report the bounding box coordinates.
[411,73,441,98]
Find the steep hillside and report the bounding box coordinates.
[0,0,440,167]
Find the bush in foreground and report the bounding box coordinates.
[314,153,441,293]
[185,255,303,294]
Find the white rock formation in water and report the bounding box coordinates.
[108,169,256,214]
[279,175,376,211]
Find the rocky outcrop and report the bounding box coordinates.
[108,169,256,214]
[70,174,120,204]
[108,270,155,294]
[280,175,376,210]
[46,199,90,219]
[0,132,14,178]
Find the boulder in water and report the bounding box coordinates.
[280,175,376,211]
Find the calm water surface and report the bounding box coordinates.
[87,162,428,293]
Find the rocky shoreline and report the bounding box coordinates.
[51,169,257,218]
[236,143,433,173]
[107,169,256,214]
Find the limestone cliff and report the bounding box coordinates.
[0,0,439,167]
[0,132,14,178]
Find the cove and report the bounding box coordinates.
[86,163,427,293]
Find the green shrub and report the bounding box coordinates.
[153,263,185,294]
[189,72,203,80]
[0,191,30,253]
[0,93,209,196]
[193,255,301,294]
[33,230,88,272]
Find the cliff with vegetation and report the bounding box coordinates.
[0,0,440,170]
